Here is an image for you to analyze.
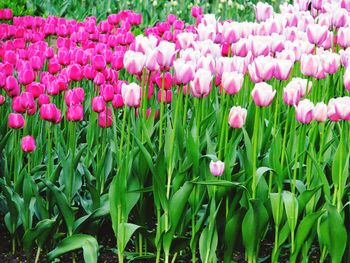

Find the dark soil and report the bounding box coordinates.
[0,218,321,263]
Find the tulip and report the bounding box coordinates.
[92,96,106,113]
[191,6,203,18]
[145,49,160,72]
[8,113,25,129]
[65,88,84,106]
[66,104,84,121]
[99,108,113,127]
[173,60,195,84]
[123,51,146,75]
[344,69,350,92]
[112,94,124,108]
[38,94,50,106]
[337,27,350,48]
[228,106,247,128]
[101,84,115,102]
[121,83,141,107]
[255,2,273,22]
[295,99,314,124]
[321,53,340,74]
[69,64,83,81]
[334,97,350,120]
[155,72,173,90]
[209,160,225,176]
[292,78,312,97]
[92,54,107,72]
[313,102,328,122]
[300,54,320,77]
[40,103,60,122]
[221,72,244,95]
[20,92,35,110]
[12,96,25,113]
[327,98,341,122]
[21,135,36,152]
[251,82,276,107]
[26,82,44,98]
[250,56,275,81]
[0,95,5,105]
[190,68,213,98]
[274,59,293,80]
[306,24,328,46]
[283,84,302,106]
[156,41,176,69]
[157,90,172,103]
[146,108,159,119]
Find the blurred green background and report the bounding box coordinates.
[1,0,283,24]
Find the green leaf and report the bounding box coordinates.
[118,223,141,252]
[318,204,347,263]
[283,191,298,232]
[23,218,56,252]
[47,234,99,263]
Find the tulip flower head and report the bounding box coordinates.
[209,160,225,176]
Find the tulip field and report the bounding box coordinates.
[2,0,350,262]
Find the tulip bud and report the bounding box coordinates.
[190,68,213,98]
[313,102,328,122]
[92,96,106,113]
[295,99,314,124]
[66,104,84,121]
[228,106,247,128]
[251,82,276,107]
[98,108,113,128]
[112,94,124,108]
[209,160,225,176]
[221,72,244,95]
[21,135,36,152]
[8,113,25,129]
[121,83,141,107]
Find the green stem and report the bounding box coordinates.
[118,105,128,163]
[252,106,260,199]
[159,72,165,150]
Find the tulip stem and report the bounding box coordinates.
[159,72,165,150]
[183,85,189,127]
[119,105,127,164]
[252,105,259,199]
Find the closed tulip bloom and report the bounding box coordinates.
[321,53,340,74]
[112,94,124,108]
[65,88,84,106]
[8,113,25,129]
[26,82,44,98]
[295,99,314,124]
[94,72,106,86]
[291,77,312,97]
[66,104,84,121]
[38,94,50,106]
[209,160,225,176]
[157,90,172,103]
[344,69,350,92]
[21,135,36,152]
[173,59,195,84]
[20,92,35,110]
[40,103,59,122]
[251,56,275,81]
[156,41,176,69]
[69,64,83,81]
[283,84,301,106]
[327,98,341,122]
[306,24,328,45]
[222,22,240,44]
[313,102,328,122]
[274,59,293,80]
[6,76,20,92]
[334,97,350,120]
[228,106,247,128]
[255,2,273,22]
[12,96,25,113]
[100,84,114,102]
[92,54,107,71]
[0,95,5,105]
[155,72,173,90]
[30,56,43,71]
[300,54,320,77]
[123,51,146,75]
[191,6,203,17]
[18,69,35,86]
[92,96,106,113]
[221,72,244,95]
[337,27,350,48]
[332,8,348,28]
[99,108,113,128]
[121,83,141,107]
[190,68,213,98]
[252,82,276,107]
[145,49,160,72]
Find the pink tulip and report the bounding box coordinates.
[66,104,84,121]
[20,92,35,110]
[209,160,225,176]
[8,113,25,129]
[92,54,107,72]
[327,98,341,122]
[100,84,114,102]
[295,99,314,124]
[99,108,113,128]
[337,27,350,48]
[69,64,83,81]
[313,102,328,122]
[334,97,350,120]
[344,69,350,92]
[92,96,106,113]
[190,68,213,98]
[173,60,195,84]
[123,51,146,75]
[222,22,240,44]
[255,2,273,22]
[228,106,247,128]
[157,90,172,103]
[112,94,124,108]
[21,135,36,152]
[40,103,60,122]
[191,6,203,17]
[332,8,348,28]
[251,82,276,107]
[155,72,173,90]
[283,83,302,106]
[300,54,320,77]
[121,83,141,107]
[65,88,84,106]
[274,59,293,80]
[0,95,5,105]
[221,72,244,95]
[291,77,312,97]
[12,96,25,113]
[26,82,44,98]
[156,41,176,69]
[145,49,160,72]
[38,94,50,106]
[306,24,328,45]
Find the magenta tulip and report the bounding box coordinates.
[21,135,36,152]
[8,113,25,129]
